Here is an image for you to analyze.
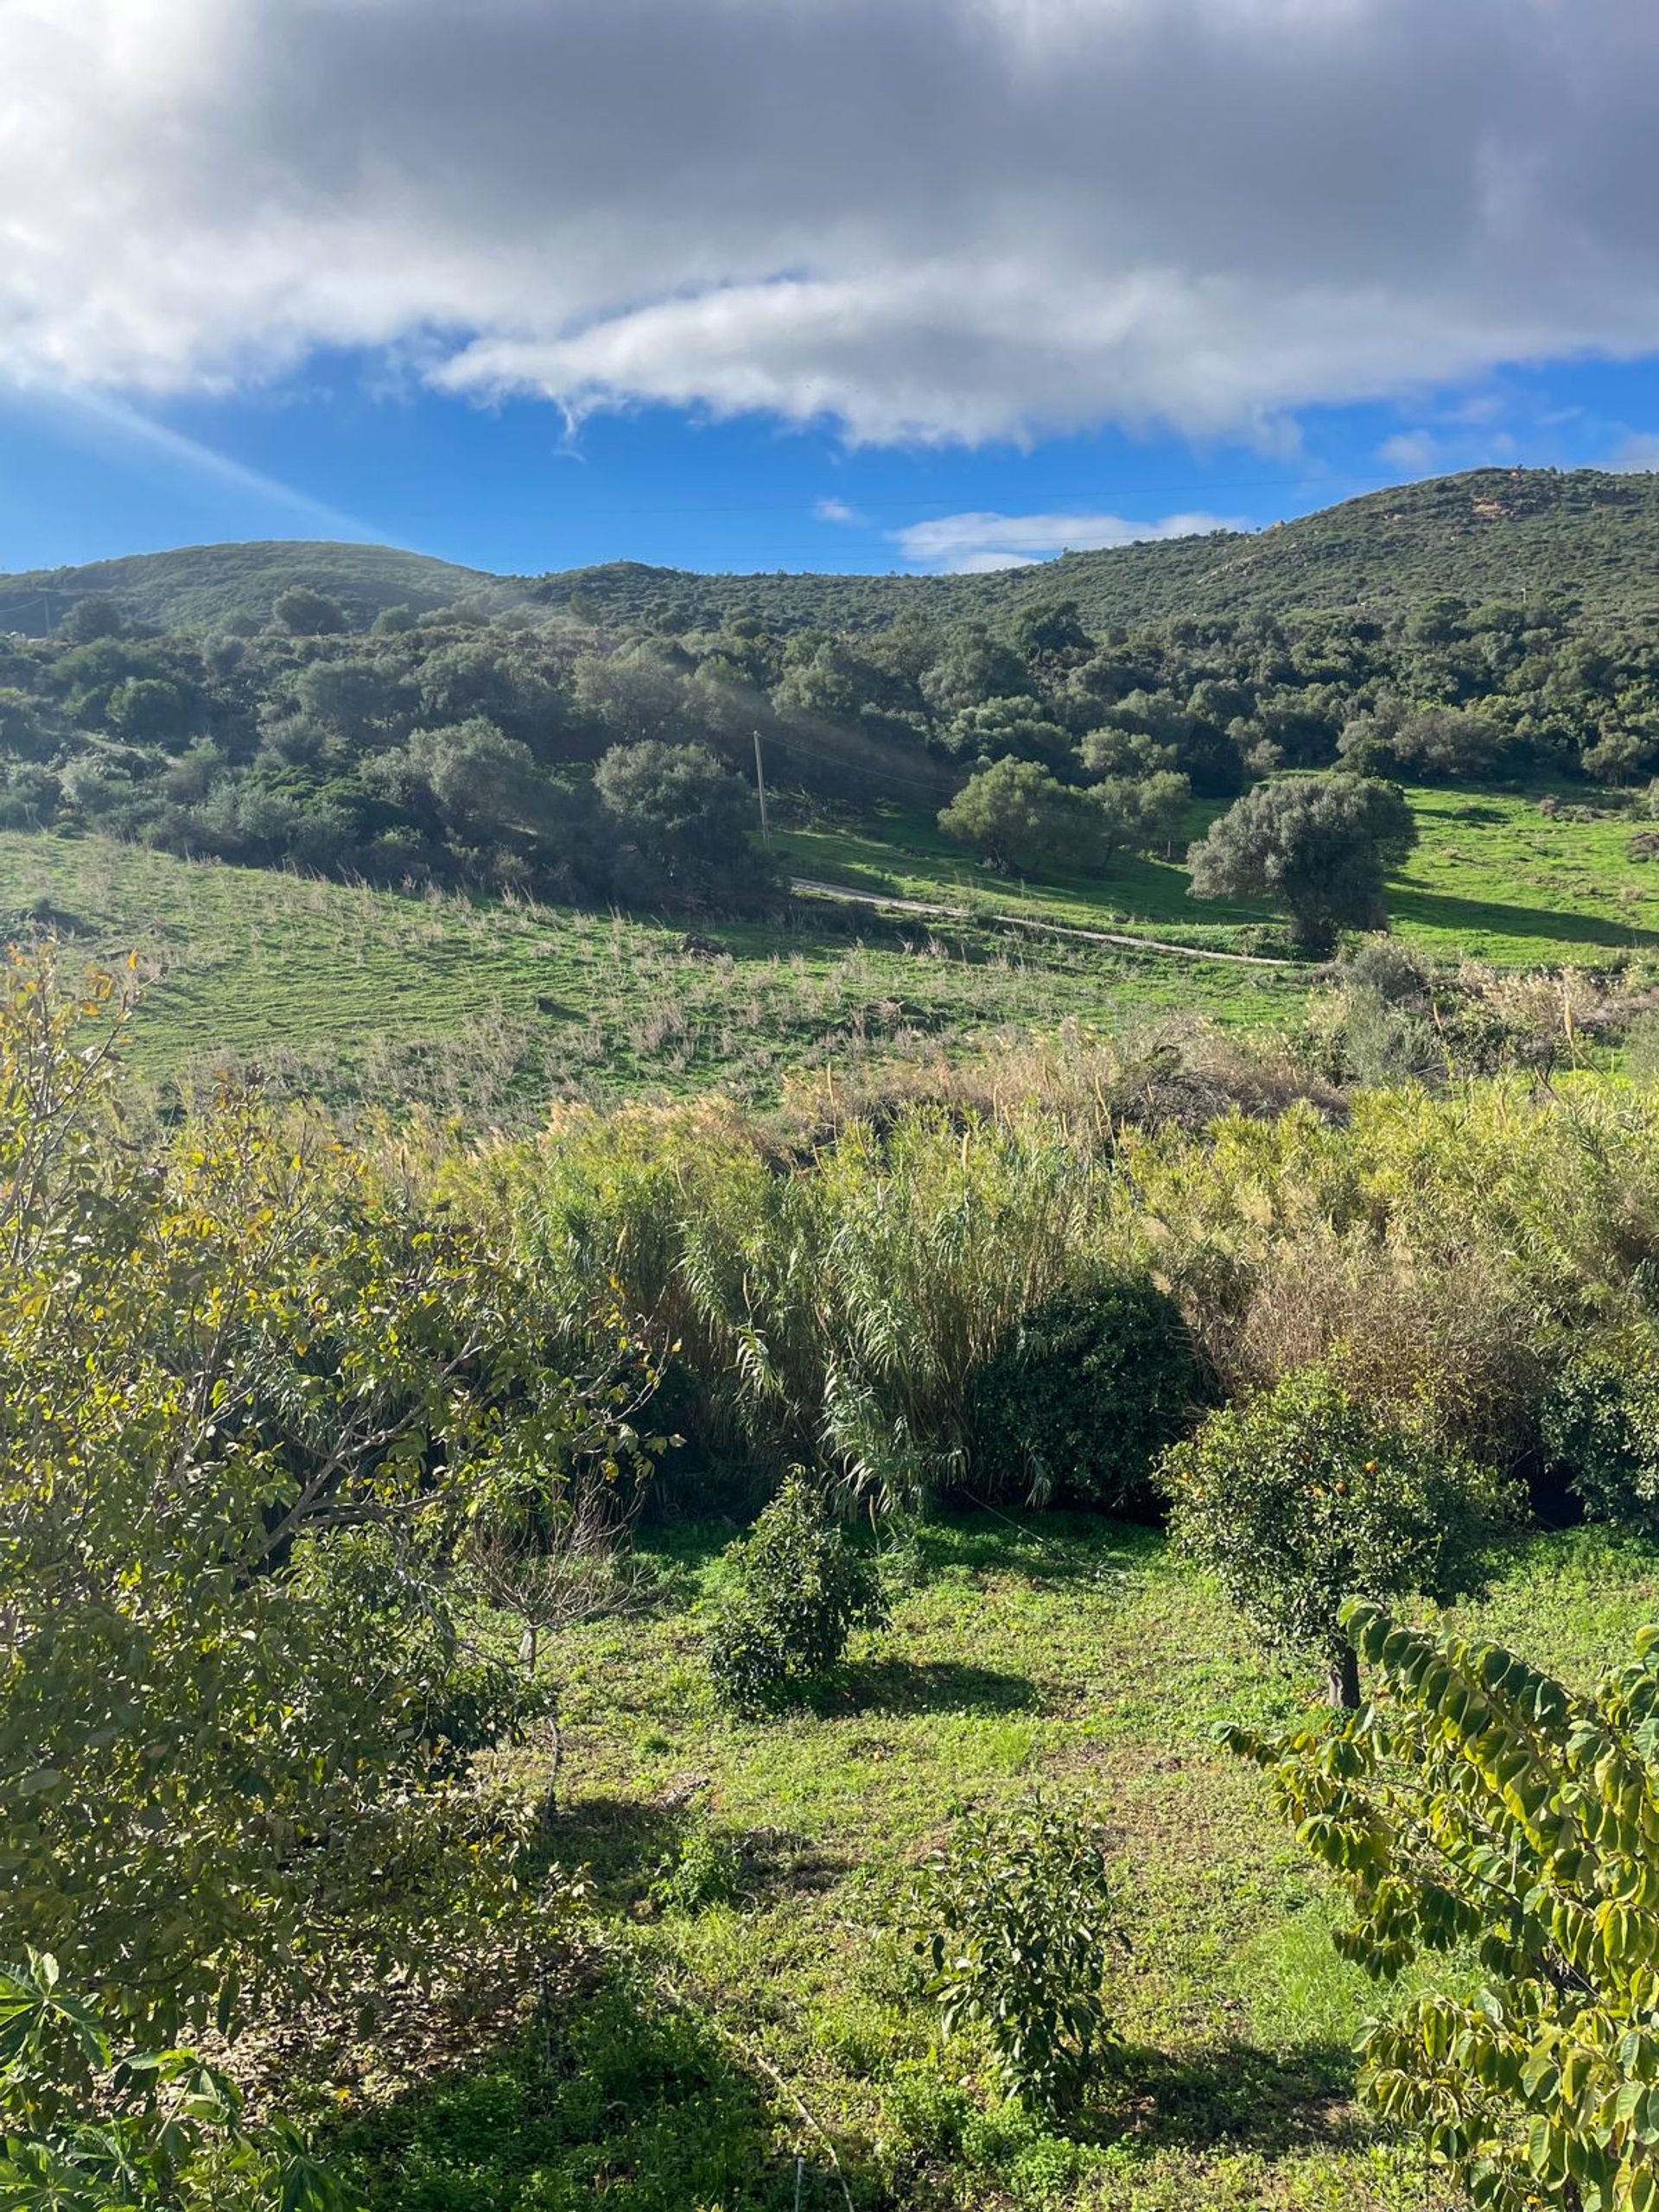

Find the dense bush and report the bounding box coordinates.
[1158,1365,1519,1703]
[909,1797,1120,2114]
[1230,1605,1659,2212]
[1541,1337,1659,1534]
[706,1472,889,1713]
[966,1277,1201,1509]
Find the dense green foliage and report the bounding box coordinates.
[1230,1603,1659,2212]
[967,1278,1200,1509]
[0,953,658,2194]
[910,1798,1121,2114]
[1542,1338,1659,1535]
[706,1471,889,1712]
[15,471,1659,914]
[1158,1368,1518,1702]
[1187,774,1418,951]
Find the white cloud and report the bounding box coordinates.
[814,498,863,525]
[1376,430,1440,474]
[4,0,1659,447]
[892,509,1242,575]
[1608,433,1659,474]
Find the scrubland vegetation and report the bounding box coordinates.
[16,474,1659,2209]
[10,923,1659,2211]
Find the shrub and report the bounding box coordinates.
[1228,1605,1659,2212]
[648,1817,746,1915]
[967,1278,1201,1509]
[1541,1338,1659,1535]
[706,1472,888,1713]
[1157,1365,1519,1704]
[1341,932,1431,1007]
[908,1796,1120,2114]
[0,1956,344,2211]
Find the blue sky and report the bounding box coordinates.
[5,0,1659,582]
[8,359,1659,582]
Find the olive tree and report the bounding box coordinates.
[938,757,1104,875]
[1186,772,1417,953]
[594,739,773,905]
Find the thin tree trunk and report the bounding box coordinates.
[1326,1640,1361,1709]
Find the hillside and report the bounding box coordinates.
[9,467,1659,638]
[542,468,1659,631]
[0,539,531,635]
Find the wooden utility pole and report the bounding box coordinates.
[753,729,770,842]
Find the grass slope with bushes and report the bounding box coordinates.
[11,956,1659,2210]
[3,774,1656,1121]
[341,1518,1659,2212]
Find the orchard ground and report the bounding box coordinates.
[339,1515,1659,2212]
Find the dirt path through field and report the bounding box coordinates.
[789,875,1310,969]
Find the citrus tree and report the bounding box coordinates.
[1156,1365,1516,1704]
[1227,1603,1659,2211]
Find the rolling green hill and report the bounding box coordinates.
[0,538,531,635]
[9,467,1659,639]
[542,467,1659,631]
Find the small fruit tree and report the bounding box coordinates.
[1226,1604,1659,2212]
[1155,1365,1517,1705]
[707,1471,888,1713]
[909,1798,1120,2114]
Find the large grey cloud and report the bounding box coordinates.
[3,0,1659,445]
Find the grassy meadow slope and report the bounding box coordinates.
[0,539,531,634]
[6,779,1656,1118]
[0,830,1307,1119]
[11,467,1659,637]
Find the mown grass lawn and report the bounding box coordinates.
[341,1516,1659,2212]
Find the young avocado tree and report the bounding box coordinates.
[1185,772,1417,955]
[1226,1606,1659,2212]
[1155,1366,1517,1706]
[707,1471,888,1713]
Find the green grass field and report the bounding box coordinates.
[1,782,1653,1117]
[0,832,1304,1118]
[338,1516,1659,2212]
[776,788,1659,969]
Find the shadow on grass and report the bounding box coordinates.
[1390,883,1659,950]
[340,1957,877,2211]
[1111,2037,1366,2156]
[825,1656,1041,1717]
[909,1510,1162,1587]
[544,1794,686,1911]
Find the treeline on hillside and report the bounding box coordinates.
[541,470,1659,632]
[6,570,1659,912]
